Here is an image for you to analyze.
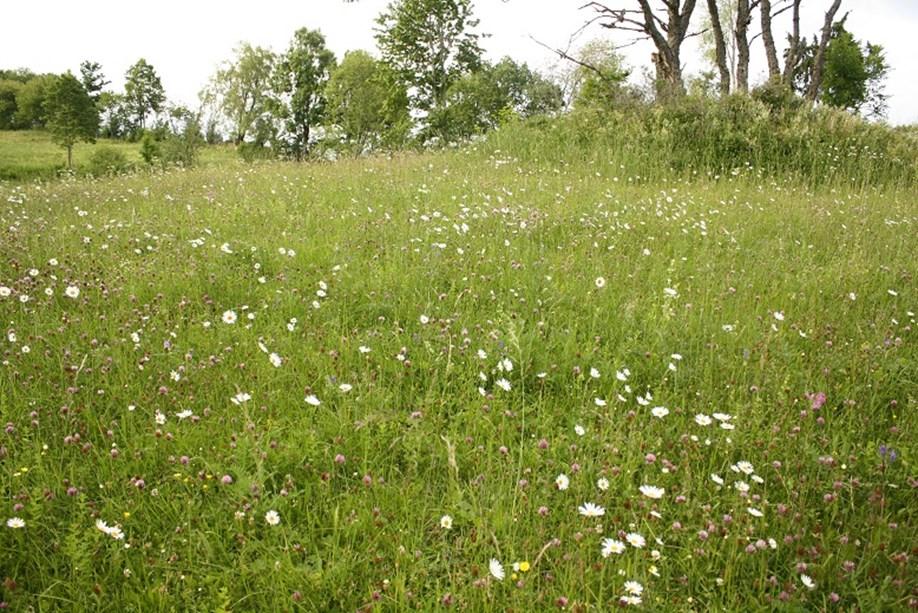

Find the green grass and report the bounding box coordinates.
[0,139,915,611]
[0,130,237,181]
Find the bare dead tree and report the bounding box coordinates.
[705,0,731,95]
[759,0,781,79]
[806,0,842,101]
[582,1,699,100]
[782,0,803,86]
[734,0,754,92]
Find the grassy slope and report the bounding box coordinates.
[0,130,235,181]
[0,148,915,611]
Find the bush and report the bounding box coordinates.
[139,132,160,165]
[85,146,130,176]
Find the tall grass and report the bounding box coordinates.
[482,97,918,189]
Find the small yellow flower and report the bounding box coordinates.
[519,561,530,572]
[123,512,131,519]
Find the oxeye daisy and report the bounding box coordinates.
[601,538,626,557]
[265,510,281,526]
[639,485,665,499]
[488,558,505,581]
[578,502,605,517]
[625,532,645,548]
[222,310,237,324]
[6,517,25,529]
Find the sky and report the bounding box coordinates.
[2,0,916,124]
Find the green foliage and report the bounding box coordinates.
[821,23,888,118]
[273,28,336,159]
[0,80,23,129]
[43,73,99,168]
[482,96,917,188]
[139,131,160,165]
[124,58,166,132]
[325,50,410,154]
[428,58,562,143]
[569,41,634,110]
[203,43,276,145]
[375,0,483,114]
[86,145,131,176]
[14,74,58,128]
[79,60,109,103]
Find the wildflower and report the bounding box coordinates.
[555,474,570,490]
[597,477,610,491]
[747,507,764,517]
[440,515,453,530]
[6,517,25,529]
[419,314,430,324]
[621,595,642,606]
[338,383,353,393]
[800,574,815,590]
[639,485,665,499]
[305,395,321,406]
[489,558,505,581]
[589,367,600,378]
[624,580,644,595]
[269,353,282,368]
[175,410,193,420]
[0,286,11,298]
[231,392,251,405]
[265,510,281,526]
[574,425,585,436]
[64,285,80,299]
[222,310,237,324]
[601,538,626,557]
[595,276,606,289]
[773,311,785,321]
[650,406,669,418]
[695,414,712,426]
[736,461,754,475]
[625,532,645,548]
[495,378,511,392]
[578,502,605,517]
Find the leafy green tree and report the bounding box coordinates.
[124,59,165,132]
[273,28,336,159]
[325,50,410,154]
[566,41,632,110]
[0,80,23,129]
[79,61,109,103]
[43,73,99,169]
[98,92,131,138]
[14,74,58,128]
[375,0,483,115]
[791,21,889,118]
[821,23,888,117]
[0,68,37,83]
[203,43,276,145]
[429,57,562,141]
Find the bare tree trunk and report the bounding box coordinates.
[735,0,751,92]
[806,0,842,101]
[759,0,781,81]
[706,0,731,96]
[782,0,802,86]
[584,1,697,101]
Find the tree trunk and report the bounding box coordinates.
[735,0,751,92]
[706,0,731,96]
[806,0,843,102]
[783,0,802,86]
[759,0,781,81]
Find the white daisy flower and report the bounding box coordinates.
[488,558,505,581]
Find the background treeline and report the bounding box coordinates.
[0,0,913,185]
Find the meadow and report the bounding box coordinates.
[0,131,235,182]
[0,130,915,610]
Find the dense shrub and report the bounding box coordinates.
[479,96,917,187]
[85,146,130,176]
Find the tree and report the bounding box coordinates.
[203,43,276,145]
[703,0,731,95]
[44,73,99,169]
[0,80,22,129]
[565,41,632,109]
[820,22,888,117]
[124,59,165,132]
[581,0,698,100]
[325,50,410,154]
[805,0,843,102]
[79,61,109,103]
[14,74,58,128]
[273,28,336,159]
[375,0,484,115]
[428,58,562,142]
[98,92,131,138]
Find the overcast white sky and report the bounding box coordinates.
[2,0,915,124]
